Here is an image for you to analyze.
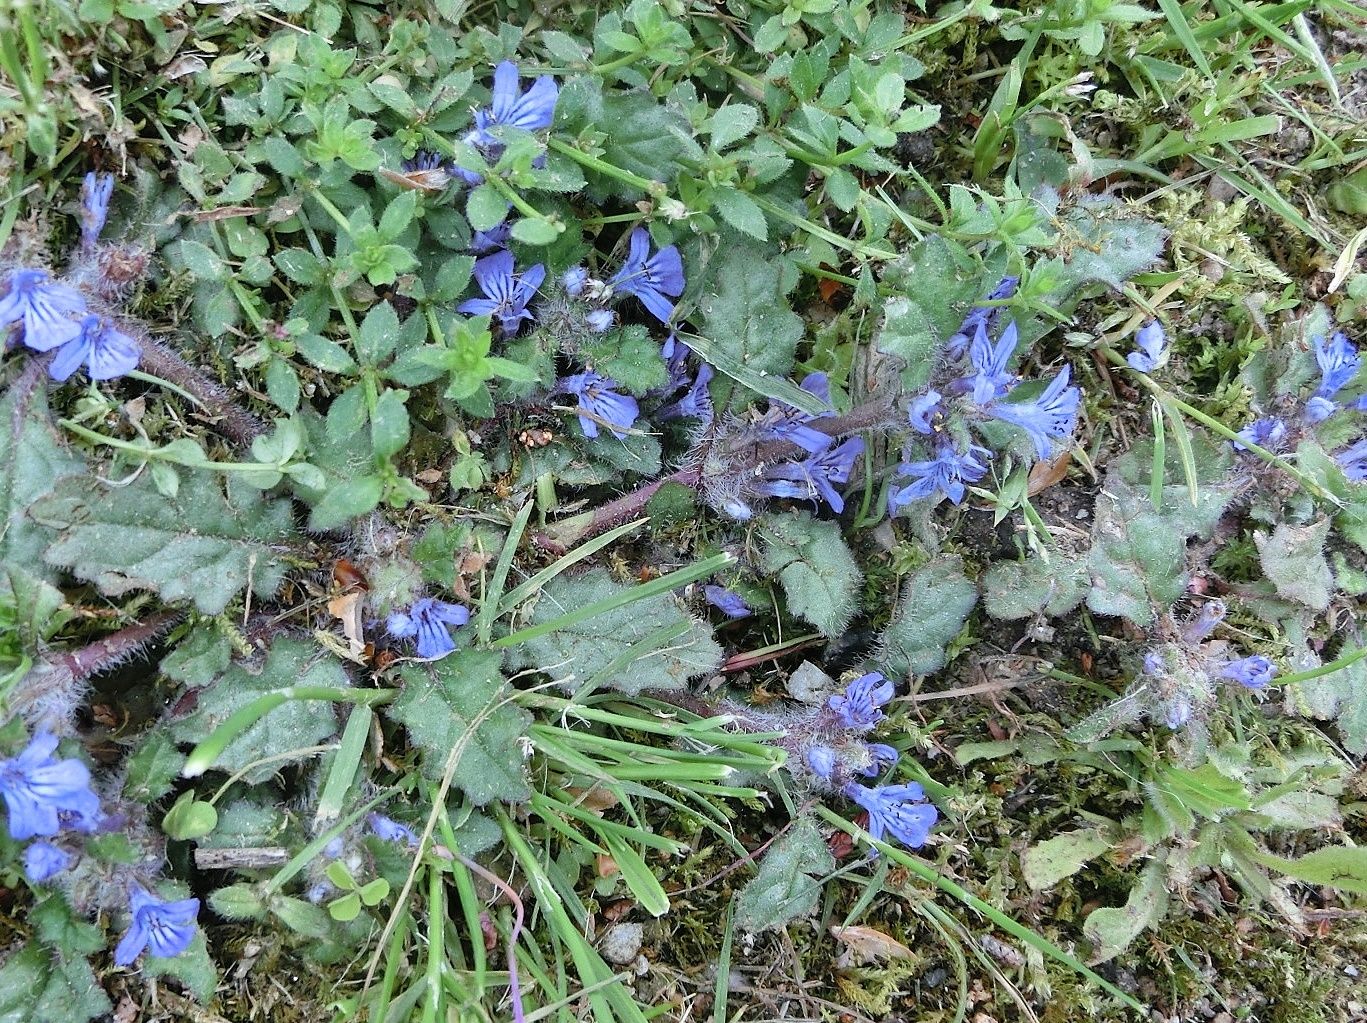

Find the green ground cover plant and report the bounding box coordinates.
[0,1,1365,1020]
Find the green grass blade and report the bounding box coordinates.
[1155,0,1213,78]
[491,553,733,649]
[477,498,534,644]
[500,517,648,612]
[314,703,372,824]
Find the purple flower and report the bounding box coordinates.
[703,584,750,619]
[805,745,837,782]
[828,672,894,731]
[458,250,545,337]
[1143,650,1165,675]
[658,363,714,422]
[114,885,200,965]
[1335,439,1367,481]
[967,320,1019,404]
[758,436,863,513]
[386,597,470,660]
[985,365,1080,461]
[608,228,684,324]
[0,732,101,841]
[907,391,942,435]
[48,314,140,382]
[469,221,512,255]
[842,781,938,848]
[1314,331,1358,400]
[1181,599,1226,643]
[80,172,116,251]
[887,443,991,513]
[562,266,589,296]
[857,743,899,778]
[0,268,85,353]
[559,371,639,440]
[1233,416,1287,453]
[1127,321,1168,373]
[585,308,615,333]
[23,841,73,882]
[945,276,1019,357]
[1217,655,1275,690]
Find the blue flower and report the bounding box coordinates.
[458,250,545,337]
[0,268,85,353]
[48,314,140,382]
[559,371,639,440]
[386,597,470,660]
[114,885,200,965]
[80,172,116,251]
[703,584,750,619]
[585,308,615,333]
[1233,416,1287,453]
[0,732,101,841]
[1313,331,1358,400]
[967,320,1019,404]
[1127,321,1168,373]
[1305,395,1338,424]
[1335,439,1367,481]
[658,363,714,422]
[23,841,73,882]
[608,228,684,324]
[842,781,938,848]
[562,266,589,296]
[368,812,420,848]
[1142,650,1165,675]
[1164,695,1192,730]
[402,151,451,174]
[985,365,1080,460]
[469,221,512,255]
[945,276,1019,357]
[1218,655,1275,690]
[757,373,836,455]
[758,436,863,513]
[805,745,837,782]
[1181,599,1226,643]
[323,836,345,859]
[887,443,991,514]
[907,391,942,435]
[828,672,894,731]
[857,743,899,778]
[476,60,559,139]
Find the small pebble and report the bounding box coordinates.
[599,922,643,965]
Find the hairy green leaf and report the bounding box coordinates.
[877,556,977,678]
[509,569,721,695]
[759,511,862,638]
[983,549,1089,620]
[37,472,295,615]
[734,818,835,932]
[1086,477,1187,626]
[0,387,85,586]
[170,638,348,784]
[1255,519,1332,610]
[390,651,531,805]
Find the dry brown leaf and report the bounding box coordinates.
[830,924,914,965]
[596,853,620,879]
[1028,449,1072,496]
[326,590,366,660]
